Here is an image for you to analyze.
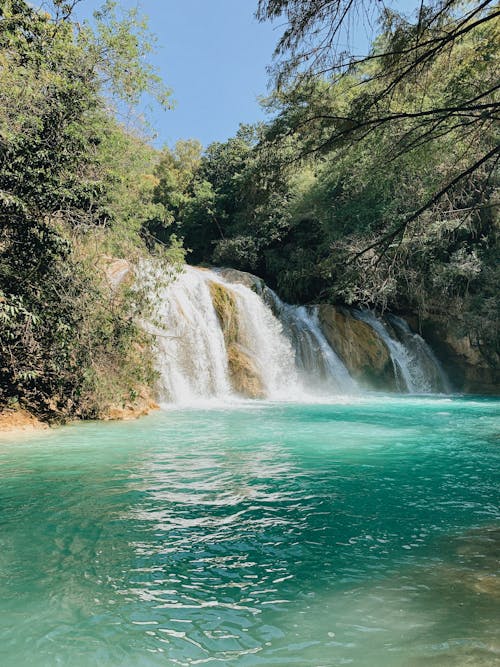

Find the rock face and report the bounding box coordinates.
[318,305,397,390]
[102,387,159,421]
[208,280,265,398]
[421,318,499,394]
[0,408,48,433]
[214,268,265,293]
[227,343,265,399]
[104,257,132,289]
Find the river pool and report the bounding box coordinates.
[0,396,499,666]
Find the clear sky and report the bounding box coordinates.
[74,0,279,148]
[75,0,419,149]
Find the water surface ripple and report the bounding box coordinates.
[0,396,499,666]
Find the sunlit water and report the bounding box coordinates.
[0,396,499,666]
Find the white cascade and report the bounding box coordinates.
[146,266,233,404]
[354,309,450,393]
[265,291,358,393]
[147,265,357,404]
[386,314,452,393]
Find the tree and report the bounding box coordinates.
[141,139,203,248]
[0,0,174,419]
[257,0,499,255]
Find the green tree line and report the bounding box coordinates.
[1,0,497,421]
[151,2,498,361]
[0,0,182,420]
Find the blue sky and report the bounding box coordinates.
[75,0,419,149]
[75,0,278,148]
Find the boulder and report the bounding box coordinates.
[208,280,265,398]
[318,304,397,390]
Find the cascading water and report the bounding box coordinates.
[264,290,358,393]
[353,309,450,393]
[145,266,233,404]
[144,264,450,403]
[386,314,452,393]
[147,265,357,404]
[219,282,301,399]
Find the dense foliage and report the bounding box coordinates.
[151,2,498,360]
[1,0,497,420]
[0,0,182,420]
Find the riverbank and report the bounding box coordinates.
[0,398,160,435]
[0,409,48,434]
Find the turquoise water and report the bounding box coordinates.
[0,396,499,666]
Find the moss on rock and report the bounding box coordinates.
[318,305,396,390]
[208,281,239,344]
[227,343,265,398]
[208,280,265,398]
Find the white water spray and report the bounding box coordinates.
[148,266,357,404]
[147,267,233,404]
[354,310,450,393]
[386,314,452,393]
[265,291,358,394]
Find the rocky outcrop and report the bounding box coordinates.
[103,257,132,290]
[208,281,239,343]
[318,305,397,390]
[208,280,265,398]
[227,343,265,398]
[420,318,499,394]
[102,386,160,421]
[215,267,265,293]
[0,408,48,433]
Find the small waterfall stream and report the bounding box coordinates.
[265,292,358,393]
[145,265,449,404]
[354,310,450,393]
[386,314,452,393]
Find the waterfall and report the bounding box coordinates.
[264,291,358,393]
[353,309,450,393]
[147,266,357,404]
[217,280,301,399]
[386,314,452,393]
[146,266,233,404]
[144,264,450,403]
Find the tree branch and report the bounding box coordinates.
[348,143,500,263]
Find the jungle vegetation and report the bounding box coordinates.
[0,0,498,420]
[0,0,183,420]
[156,0,498,357]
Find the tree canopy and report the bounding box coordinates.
[256,0,499,253]
[156,3,497,358]
[0,0,180,420]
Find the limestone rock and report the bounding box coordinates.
[0,408,48,433]
[208,279,265,398]
[227,343,265,399]
[104,257,132,290]
[102,386,159,421]
[421,318,499,394]
[208,281,239,344]
[215,268,265,293]
[318,304,396,390]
